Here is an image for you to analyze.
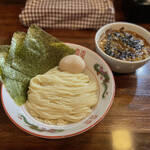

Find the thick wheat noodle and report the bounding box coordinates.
[25,67,98,126]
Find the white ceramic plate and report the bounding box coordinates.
[1,43,115,139]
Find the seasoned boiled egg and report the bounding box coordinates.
[59,55,86,73]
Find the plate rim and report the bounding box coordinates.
[1,43,115,139]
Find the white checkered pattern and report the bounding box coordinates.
[19,0,115,29]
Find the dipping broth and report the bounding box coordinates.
[98,27,150,61]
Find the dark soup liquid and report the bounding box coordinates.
[98,27,150,61]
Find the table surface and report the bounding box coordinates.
[0,1,150,150]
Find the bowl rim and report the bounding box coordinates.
[95,22,150,64]
[1,43,116,139]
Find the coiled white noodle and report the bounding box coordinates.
[25,67,98,125]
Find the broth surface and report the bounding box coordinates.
[98,28,150,61]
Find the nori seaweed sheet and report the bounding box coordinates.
[0,25,75,105]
